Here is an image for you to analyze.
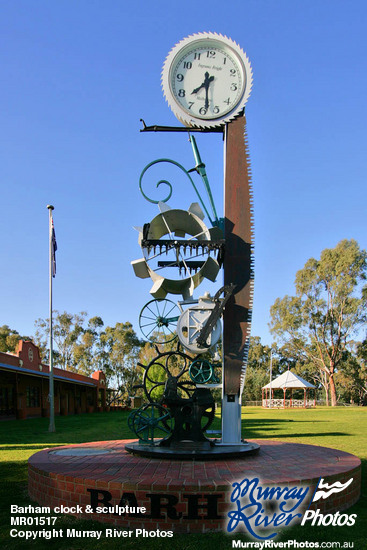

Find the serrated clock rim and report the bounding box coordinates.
[161,32,253,128]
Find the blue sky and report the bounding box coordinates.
[1,0,366,345]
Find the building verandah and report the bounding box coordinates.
[0,340,107,419]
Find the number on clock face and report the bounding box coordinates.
[170,46,245,120]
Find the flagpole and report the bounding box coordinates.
[47,204,55,432]
[269,350,273,410]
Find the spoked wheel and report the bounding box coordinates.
[189,359,214,384]
[139,299,180,344]
[131,403,173,443]
[142,349,196,403]
[127,409,137,432]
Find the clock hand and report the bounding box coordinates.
[204,88,209,110]
[192,82,205,94]
[192,73,215,111]
[203,73,214,110]
[191,72,214,96]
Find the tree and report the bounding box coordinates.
[101,322,142,396]
[276,343,324,400]
[335,349,363,404]
[34,312,143,402]
[0,325,32,353]
[270,239,367,406]
[354,339,367,404]
[72,316,106,376]
[243,337,275,401]
[34,311,87,368]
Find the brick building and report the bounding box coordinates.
[0,340,106,419]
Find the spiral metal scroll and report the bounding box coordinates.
[139,158,215,225]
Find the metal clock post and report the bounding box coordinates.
[222,115,254,443]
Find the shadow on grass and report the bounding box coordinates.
[242,422,330,426]
[0,412,130,445]
[0,444,65,451]
[242,429,349,440]
[250,431,350,439]
[240,416,349,439]
[359,457,367,489]
[0,461,28,482]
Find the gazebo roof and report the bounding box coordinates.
[262,370,315,389]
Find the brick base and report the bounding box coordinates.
[28,439,361,534]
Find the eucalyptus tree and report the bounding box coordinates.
[34,313,143,400]
[270,240,367,406]
[0,325,31,353]
[34,311,87,369]
[355,339,367,404]
[101,322,143,396]
[72,316,106,375]
[243,337,278,401]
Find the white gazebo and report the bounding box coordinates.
[262,370,316,409]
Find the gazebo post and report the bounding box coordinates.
[303,388,306,408]
[283,388,286,408]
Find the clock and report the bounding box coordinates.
[162,32,253,128]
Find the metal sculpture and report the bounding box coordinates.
[126,33,259,458]
[138,348,196,403]
[129,346,216,447]
[131,204,224,300]
[130,403,173,444]
[189,358,218,384]
[138,299,180,344]
[176,292,222,354]
[221,116,255,443]
[127,130,257,456]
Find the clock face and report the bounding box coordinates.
[162,33,252,128]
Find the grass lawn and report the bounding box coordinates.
[0,407,366,549]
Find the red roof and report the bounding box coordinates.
[0,340,105,387]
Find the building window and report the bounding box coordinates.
[26,387,40,408]
[0,387,14,414]
[75,388,81,407]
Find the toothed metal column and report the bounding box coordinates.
[222,114,254,443]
